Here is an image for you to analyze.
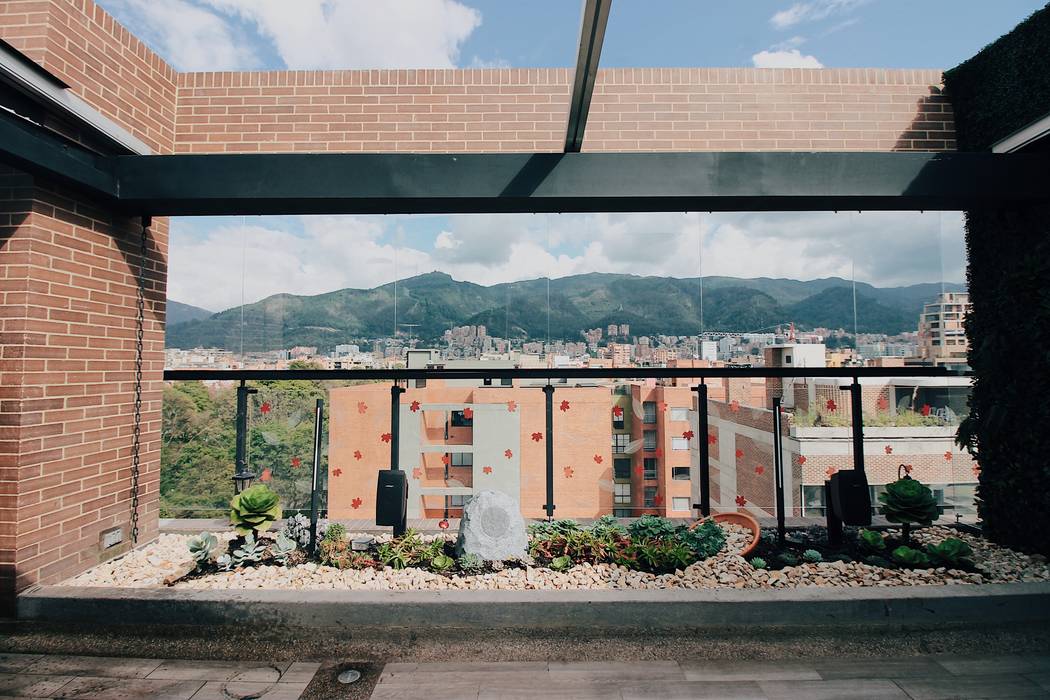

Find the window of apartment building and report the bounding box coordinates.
[501,378,513,387]
[672,497,690,512]
[482,378,492,386]
[670,407,688,422]
[450,410,473,427]
[450,452,472,468]
[643,458,658,480]
[642,401,657,423]
[613,458,631,480]
[671,437,689,451]
[644,487,657,507]
[643,430,657,450]
[613,508,632,517]
[672,466,690,481]
[612,433,631,453]
[612,409,625,429]
[448,495,469,507]
[415,379,427,389]
[614,482,631,505]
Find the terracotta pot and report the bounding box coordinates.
[691,511,761,558]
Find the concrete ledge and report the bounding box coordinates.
[18,582,1050,632]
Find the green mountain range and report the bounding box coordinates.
[165,272,964,351]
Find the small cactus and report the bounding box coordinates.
[749,557,768,570]
[188,532,217,569]
[802,549,823,563]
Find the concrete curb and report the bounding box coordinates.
[18,582,1050,631]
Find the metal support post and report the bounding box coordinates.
[543,384,555,519]
[308,398,323,553]
[390,383,406,536]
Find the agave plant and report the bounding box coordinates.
[187,532,217,569]
[229,484,282,535]
[878,475,939,544]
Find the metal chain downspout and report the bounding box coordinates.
[130,216,149,544]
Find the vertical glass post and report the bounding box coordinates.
[543,384,555,520]
[772,396,786,546]
[390,382,406,536]
[309,398,323,553]
[850,377,865,477]
[692,382,711,516]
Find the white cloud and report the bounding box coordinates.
[752,49,824,68]
[202,0,482,69]
[169,212,967,311]
[771,35,807,51]
[770,0,869,29]
[99,0,259,70]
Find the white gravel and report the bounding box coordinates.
[60,525,1050,592]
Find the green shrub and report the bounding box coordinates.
[858,529,886,551]
[891,545,931,568]
[802,549,823,564]
[631,539,695,574]
[550,555,573,571]
[878,477,939,543]
[528,519,580,539]
[627,514,678,542]
[749,557,768,570]
[229,485,281,535]
[676,521,726,560]
[926,538,974,568]
[323,523,347,542]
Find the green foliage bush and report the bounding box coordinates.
[891,545,931,568]
[802,549,823,564]
[676,521,726,559]
[588,515,625,538]
[229,484,281,535]
[926,538,974,568]
[627,515,678,542]
[527,519,581,539]
[323,523,347,542]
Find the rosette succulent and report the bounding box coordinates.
[188,532,217,569]
[878,476,939,543]
[229,484,281,535]
[926,537,973,568]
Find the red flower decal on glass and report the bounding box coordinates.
[531,432,543,442]
[353,450,362,461]
[260,468,272,482]
[655,447,664,458]
[707,433,717,445]
[972,463,980,477]
[660,402,668,413]
[885,445,893,455]
[412,467,422,479]
[682,430,695,440]
[483,466,492,475]
[438,518,450,530]
[797,455,807,465]
[944,451,953,461]
[559,400,570,412]
[380,433,392,443]
[729,400,740,413]
[507,401,517,413]
[563,466,574,478]
[441,454,451,466]
[351,497,361,509]
[654,493,664,506]
[634,464,644,478]
[612,405,624,418]
[876,395,889,411]
[593,454,603,464]
[410,400,421,412]
[357,402,368,415]
[735,448,744,459]
[291,456,302,468]
[260,402,271,415]
[903,464,914,474]
[921,404,932,417]
[462,407,474,420]
[826,399,837,412]
[755,465,765,475]
[735,495,747,507]
[504,449,513,459]
[826,467,838,477]
[333,468,343,477]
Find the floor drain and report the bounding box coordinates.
[337,669,361,684]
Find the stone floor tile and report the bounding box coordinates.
[759,678,909,699]
[369,682,480,700]
[548,660,684,680]
[148,659,285,682]
[22,656,163,679]
[277,662,321,684]
[0,673,73,697]
[377,670,543,686]
[814,656,951,679]
[189,679,309,700]
[935,654,1050,676]
[681,659,820,681]
[477,685,621,700]
[0,654,43,674]
[621,680,767,699]
[895,673,1046,699]
[52,676,205,700]
[391,661,547,673]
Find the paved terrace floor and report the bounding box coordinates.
[2,653,1049,699]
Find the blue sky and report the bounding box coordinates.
[94,0,1034,311]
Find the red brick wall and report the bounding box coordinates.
[173,68,953,154]
[0,170,166,606]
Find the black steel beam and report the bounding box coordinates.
[114,151,1050,216]
[565,0,611,152]
[164,366,960,382]
[0,106,117,198]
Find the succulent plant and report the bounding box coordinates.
[457,552,484,574]
[891,545,931,568]
[589,515,625,538]
[188,532,217,569]
[323,523,347,542]
[878,477,939,543]
[229,484,281,535]
[430,554,455,572]
[271,532,297,565]
[776,552,799,567]
[627,514,678,542]
[858,529,886,551]
[749,557,768,570]
[231,532,266,567]
[550,555,573,571]
[802,549,823,564]
[926,537,973,568]
[281,513,327,548]
[216,553,233,571]
[676,520,726,559]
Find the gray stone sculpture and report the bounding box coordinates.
[455,489,527,561]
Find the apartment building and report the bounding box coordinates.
[918,292,971,368]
